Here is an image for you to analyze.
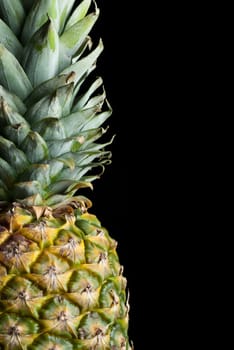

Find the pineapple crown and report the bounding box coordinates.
[0,0,113,207]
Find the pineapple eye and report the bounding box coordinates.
[18,290,27,300]
[8,325,20,336]
[81,282,93,294]
[57,311,68,322]
[96,228,104,236]
[98,251,107,263]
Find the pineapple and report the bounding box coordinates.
[0,1,132,349]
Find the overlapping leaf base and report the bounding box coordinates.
[0,202,131,349]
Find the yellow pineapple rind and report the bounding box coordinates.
[0,203,131,349]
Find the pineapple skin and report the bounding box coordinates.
[0,203,131,349]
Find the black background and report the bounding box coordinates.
[74,1,140,347]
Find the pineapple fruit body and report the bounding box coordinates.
[0,203,130,349]
[0,0,131,349]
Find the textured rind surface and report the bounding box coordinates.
[0,204,131,349]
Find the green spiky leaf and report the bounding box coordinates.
[0,136,28,174]
[0,98,28,127]
[0,44,33,100]
[0,157,15,186]
[61,39,104,85]
[0,85,26,114]
[2,123,30,146]
[65,0,92,31]
[61,106,98,137]
[34,118,66,140]
[25,72,75,107]
[72,76,103,111]
[0,179,8,200]
[59,0,76,33]
[19,164,51,188]
[13,180,44,200]
[47,137,82,158]
[24,93,62,124]
[0,19,23,60]
[59,10,99,71]
[22,18,60,87]
[0,0,25,36]
[81,108,112,131]
[20,131,49,163]
[21,0,60,44]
